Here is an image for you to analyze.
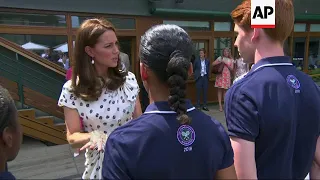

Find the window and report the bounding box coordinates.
[0,34,69,69]
[192,41,207,60]
[294,23,307,32]
[214,22,232,31]
[109,17,136,29]
[192,40,209,64]
[163,20,210,31]
[71,16,136,29]
[310,24,320,32]
[292,37,306,71]
[214,37,232,60]
[71,16,93,27]
[308,37,320,75]
[0,12,66,27]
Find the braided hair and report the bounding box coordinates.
[139,24,193,124]
[0,85,17,133]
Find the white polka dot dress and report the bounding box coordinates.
[57,72,140,179]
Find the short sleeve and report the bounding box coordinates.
[66,68,72,80]
[102,134,131,180]
[123,72,140,102]
[225,91,259,142]
[211,118,234,170]
[57,80,76,109]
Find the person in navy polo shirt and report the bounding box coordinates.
[0,86,22,180]
[226,0,320,179]
[102,24,236,179]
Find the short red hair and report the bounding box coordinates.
[231,0,294,43]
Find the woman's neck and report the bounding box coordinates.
[148,84,169,103]
[94,64,108,78]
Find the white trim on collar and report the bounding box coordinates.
[144,107,196,114]
[253,63,293,72]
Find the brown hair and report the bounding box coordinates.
[199,48,206,54]
[0,86,18,133]
[71,18,126,102]
[222,47,233,59]
[231,0,294,43]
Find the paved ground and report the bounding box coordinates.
[202,105,227,129]
[8,104,226,179]
[8,136,85,179]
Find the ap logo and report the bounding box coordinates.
[251,0,275,28]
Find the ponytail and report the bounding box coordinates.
[166,50,191,124]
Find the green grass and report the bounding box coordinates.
[310,68,320,75]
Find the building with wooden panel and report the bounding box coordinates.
[0,0,320,107]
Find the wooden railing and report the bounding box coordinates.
[19,109,67,145]
[0,37,66,76]
[0,76,19,101]
[0,76,64,119]
[23,86,64,119]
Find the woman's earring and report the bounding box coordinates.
[91,58,94,65]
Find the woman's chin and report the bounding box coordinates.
[107,62,118,68]
[112,62,119,67]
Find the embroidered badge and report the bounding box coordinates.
[177,125,196,147]
[286,75,300,93]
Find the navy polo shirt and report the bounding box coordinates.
[0,171,15,180]
[102,100,234,179]
[0,163,15,179]
[225,56,320,179]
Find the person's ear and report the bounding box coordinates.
[84,46,95,58]
[251,28,260,43]
[140,63,148,81]
[2,127,13,148]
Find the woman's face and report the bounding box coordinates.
[223,49,230,57]
[62,54,67,61]
[87,30,120,68]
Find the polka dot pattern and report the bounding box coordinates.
[57,72,140,179]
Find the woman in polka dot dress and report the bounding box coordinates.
[57,18,142,179]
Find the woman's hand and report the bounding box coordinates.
[80,130,108,152]
[212,60,223,66]
[226,60,234,71]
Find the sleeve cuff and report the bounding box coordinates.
[218,158,234,170]
[228,131,256,142]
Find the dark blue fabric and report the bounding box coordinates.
[225,56,320,179]
[193,59,210,81]
[193,59,210,107]
[0,171,15,180]
[195,76,208,107]
[102,100,234,179]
